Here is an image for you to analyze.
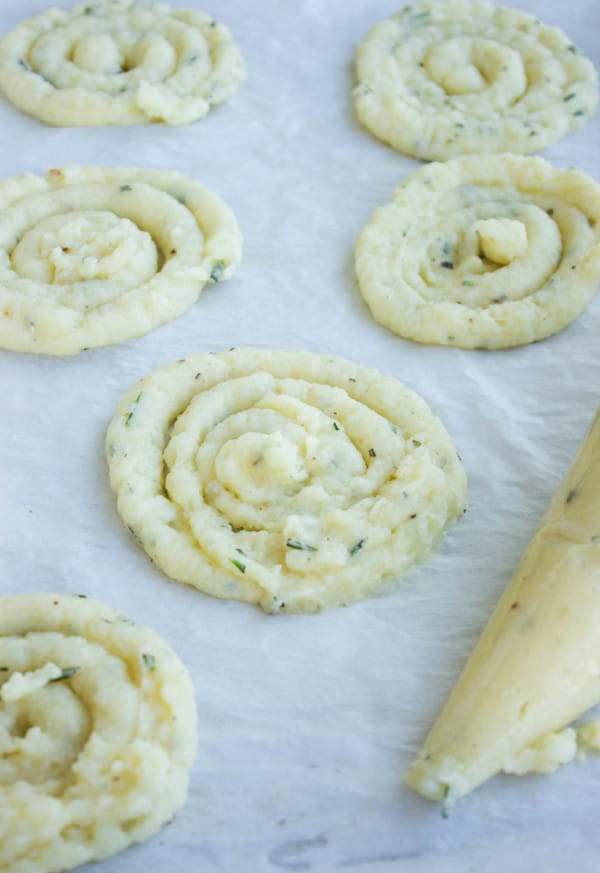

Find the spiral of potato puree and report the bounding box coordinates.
[106,348,467,613]
[0,593,197,873]
[0,165,242,355]
[356,154,600,348]
[0,0,245,126]
[354,0,597,160]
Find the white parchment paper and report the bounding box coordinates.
[1,0,600,871]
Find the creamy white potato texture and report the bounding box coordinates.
[353,0,598,160]
[406,410,600,805]
[0,0,245,126]
[0,593,197,873]
[106,348,467,614]
[355,154,600,349]
[0,165,242,355]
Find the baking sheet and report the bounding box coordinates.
[1,0,600,870]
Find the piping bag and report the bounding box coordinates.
[406,410,600,805]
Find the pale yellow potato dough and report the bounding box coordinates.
[0,0,245,126]
[106,348,467,614]
[354,0,598,160]
[0,592,197,873]
[355,154,600,349]
[0,165,242,355]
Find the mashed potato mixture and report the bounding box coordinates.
[355,154,600,349]
[106,348,467,613]
[0,0,245,126]
[353,0,598,160]
[0,165,242,355]
[0,593,197,873]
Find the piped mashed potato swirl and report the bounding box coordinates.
[106,348,467,614]
[355,154,600,349]
[353,0,598,160]
[0,165,242,355]
[0,0,245,126]
[0,592,197,873]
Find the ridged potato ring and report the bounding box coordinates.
[0,165,242,355]
[353,0,598,160]
[0,0,245,126]
[106,348,467,614]
[0,592,197,873]
[355,154,600,349]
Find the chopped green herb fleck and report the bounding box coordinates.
[142,653,156,671]
[412,439,422,447]
[124,392,142,427]
[368,448,376,457]
[441,784,451,818]
[455,122,465,128]
[441,261,454,269]
[49,666,79,683]
[210,262,225,282]
[567,45,577,53]
[236,547,247,556]
[286,539,317,552]
[349,377,357,383]
[0,667,9,672]
[231,558,247,573]
[75,594,87,598]
[462,280,475,287]
[566,488,578,503]
[119,184,133,192]
[563,93,576,102]
[184,53,201,66]
[349,538,366,557]
[573,110,585,117]
[18,58,31,70]
[410,11,430,23]
[333,421,340,430]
